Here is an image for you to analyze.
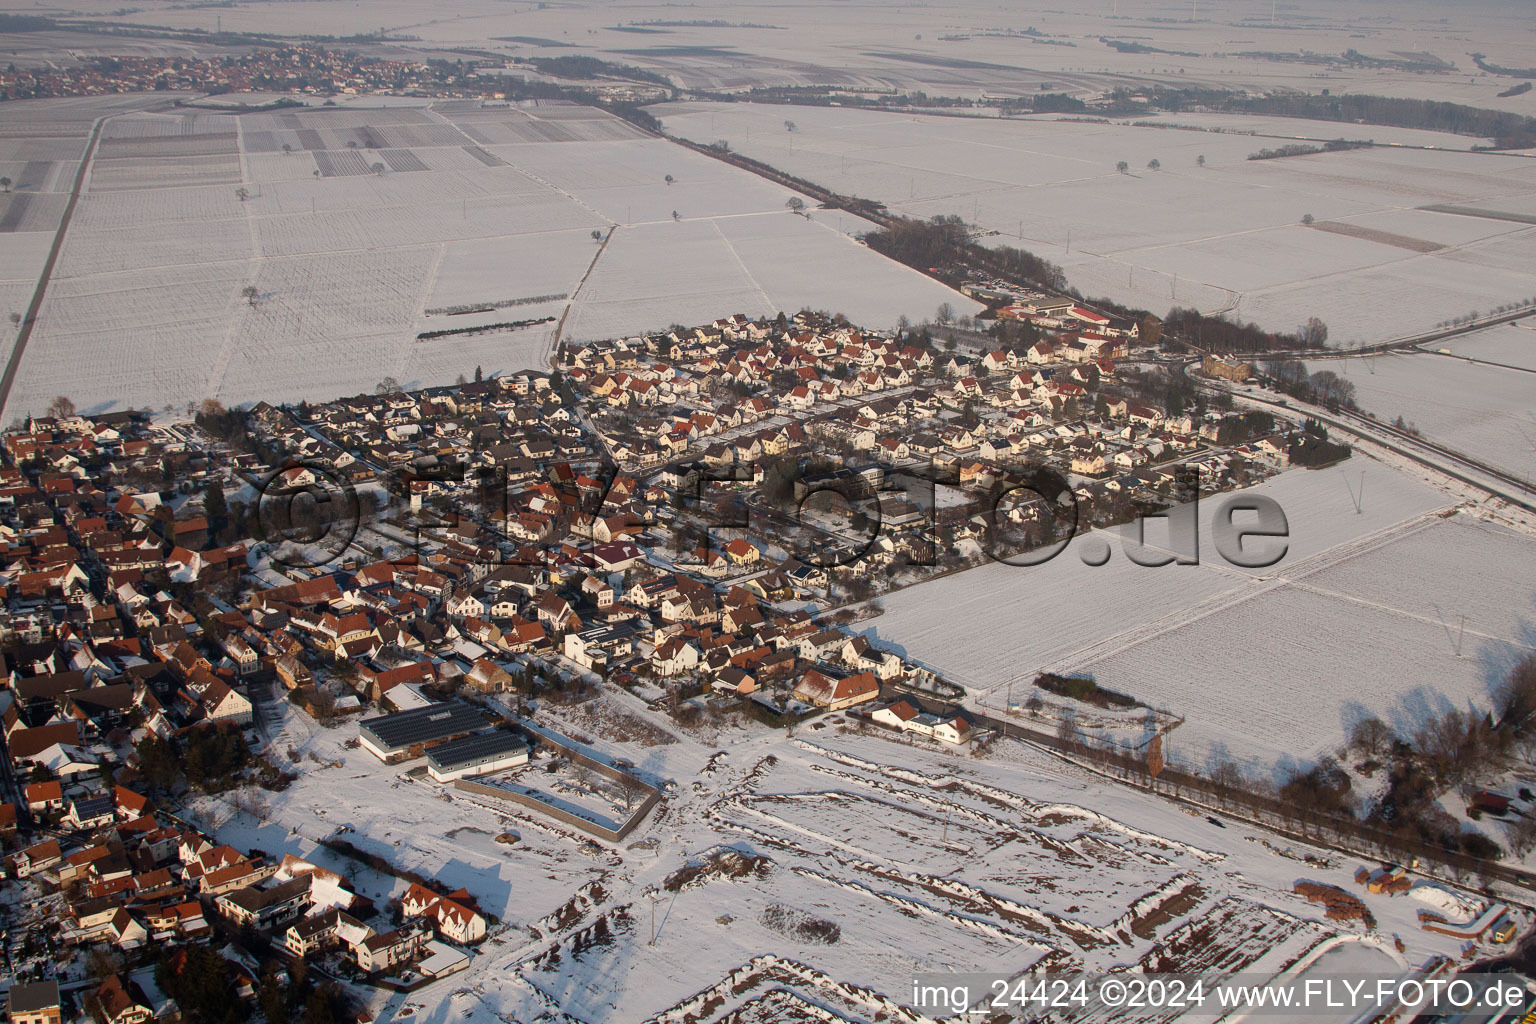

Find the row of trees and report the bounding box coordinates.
[135,728,253,793]
[1126,86,1536,148]
[1050,656,1536,879]
[1165,306,1328,354]
[1262,359,1357,409]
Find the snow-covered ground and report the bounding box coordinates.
[1304,350,1536,484]
[871,457,1536,772]
[655,101,1536,344]
[39,0,1536,124]
[218,690,1493,1024]
[1438,320,1536,372]
[1,97,974,418]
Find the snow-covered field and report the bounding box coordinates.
[1438,320,1536,372]
[218,690,1487,1024]
[1304,350,1536,484]
[871,458,1536,771]
[1,97,972,417]
[43,0,1536,123]
[0,94,171,377]
[656,101,1536,344]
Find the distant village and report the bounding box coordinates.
[0,44,658,105]
[0,300,1328,1022]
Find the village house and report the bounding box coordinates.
[792,669,880,711]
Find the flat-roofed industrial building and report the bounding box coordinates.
[358,701,488,764]
[426,730,530,782]
[423,727,531,786]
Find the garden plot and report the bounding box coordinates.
[1304,352,1536,482]
[548,730,1458,1024]
[656,102,1536,342]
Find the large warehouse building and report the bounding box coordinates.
[358,701,489,764]
[426,731,530,782]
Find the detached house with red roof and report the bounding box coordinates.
[400,883,487,944]
[792,669,880,711]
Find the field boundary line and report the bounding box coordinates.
[551,225,615,357]
[0,113,111,420]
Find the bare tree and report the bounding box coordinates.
[1298,316,1329,346]
[1348,716,1394,758]
[786,196,806,214]
[784,119,797,132]
[372,162,385,175]
[281,144,292,155]
[618,774,648,812]
[1494,655,1536,731]
[1210,757,1243,806]
[45,395,75,419]
[1507,816,1536,857]
[1116,161,1129,174]
[0,176,11,192]
[671,210,680,221]
[235,187,250,202]
[1146,158,1161,171]
[591,229,603,241]
[241,284,259,306]
[1196,154,1206,167]
[664,174,674,185]
[1055,709,1079,750]
[1300,212,1315,225]
[375,376,399,394]
[935,302,955,325]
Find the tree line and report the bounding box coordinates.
[1135,86,1536,149]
